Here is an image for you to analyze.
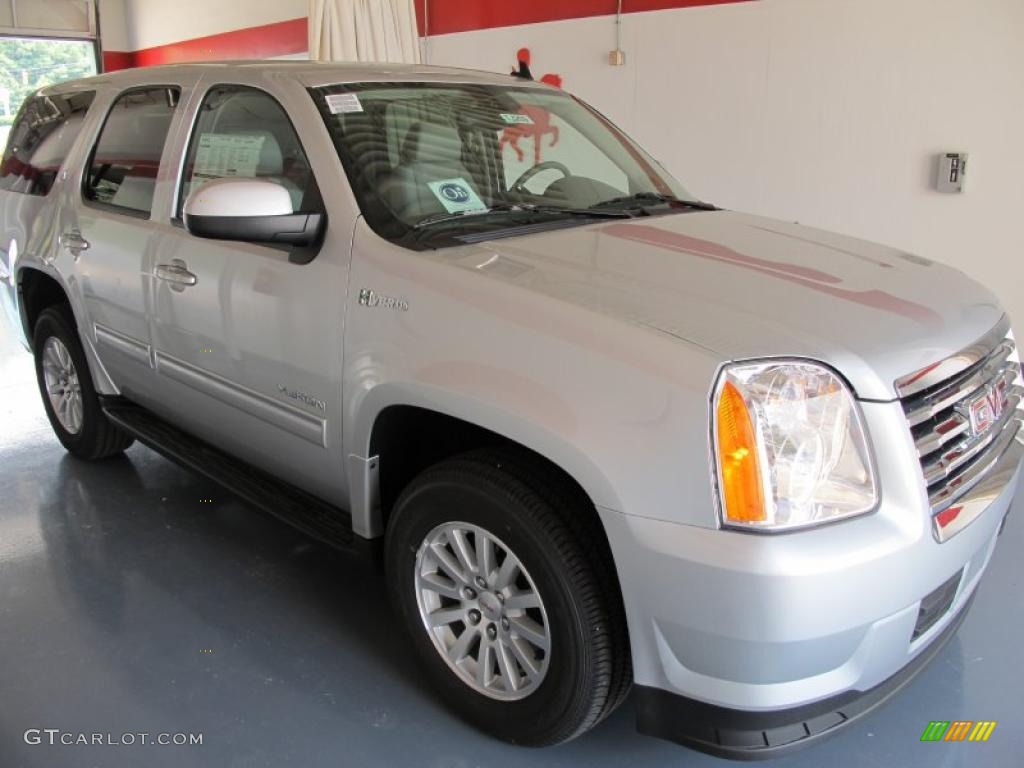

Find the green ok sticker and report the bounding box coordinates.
[427,177,487,214]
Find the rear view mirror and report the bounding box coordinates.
[183,178,324,247]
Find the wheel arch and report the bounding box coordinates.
[351,382,623,540]
[17,265,118,395]
[18,265,70,348]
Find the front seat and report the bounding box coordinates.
[377,121,477,223]
[234,129,304,211]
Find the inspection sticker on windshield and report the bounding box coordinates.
[500,112,534,125]
[427,177,487,214]
[325,93,363,114]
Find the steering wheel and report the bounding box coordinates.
[511,160,571,195]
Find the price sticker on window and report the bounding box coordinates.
[326,93,364,114]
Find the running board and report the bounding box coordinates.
[102,398,368,555]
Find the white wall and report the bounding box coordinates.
[120,0,306,50]
[427,0,1024,327]
[98,0,129,50]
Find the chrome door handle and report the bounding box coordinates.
[60,230,90,258]
[155,260,197,291]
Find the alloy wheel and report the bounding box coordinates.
[414,521,551,701]
[41,336,83,435]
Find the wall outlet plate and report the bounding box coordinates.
[937,152,967,193]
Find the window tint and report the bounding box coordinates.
[0,90,95,196]
[311,83,692,249]
[179,85,320,216]
[84,87,180,215]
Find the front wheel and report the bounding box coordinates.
[385,449,630,746]
[33,305,134,460]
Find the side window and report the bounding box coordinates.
[84,86,180,216]
[0,91,96,196]
[179,85,320,216]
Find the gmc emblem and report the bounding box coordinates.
[964,381,1006,437]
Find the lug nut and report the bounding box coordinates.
[486,624,497,640]
[496,592,505,603]
[501,617,510,631]
[463,587,476,600]
[467,609,481,625]
[475,576,487,589]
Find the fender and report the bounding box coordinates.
[347,379,624,538]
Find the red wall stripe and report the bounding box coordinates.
[102,50,135,71]
[102,0,753,72]
[103,17,308,70]
[414,0,753,37]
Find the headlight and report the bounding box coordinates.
[712,361,878,531]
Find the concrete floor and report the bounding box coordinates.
[1,321,1021,768]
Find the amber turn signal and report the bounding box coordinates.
[716,381,766,523]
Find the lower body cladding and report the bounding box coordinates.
[602,435,1022,759]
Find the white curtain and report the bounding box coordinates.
[309,0,421,64]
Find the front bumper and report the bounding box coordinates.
[598,409,1021,757]
[634,588,975,759]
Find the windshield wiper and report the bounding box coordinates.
[590,192,718,212]
[412,202,631,230]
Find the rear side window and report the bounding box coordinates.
[178,84,320,216]
[0,90,96,196]
[84,86,180,216]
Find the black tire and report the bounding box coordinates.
[32,304,135,460]
[385,448,631,746]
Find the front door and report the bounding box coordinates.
[146,83,345,503]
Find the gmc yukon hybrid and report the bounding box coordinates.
[1,62,1021,759]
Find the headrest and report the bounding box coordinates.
[233,130,284,176]
[399,122,464,166]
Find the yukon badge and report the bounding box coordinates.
[358,288,409,311]
[278,385,326,412]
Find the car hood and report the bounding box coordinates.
[453,210,1005,400]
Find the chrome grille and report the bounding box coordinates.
[898,326,1023,521]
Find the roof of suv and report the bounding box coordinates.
[40,60,549,94]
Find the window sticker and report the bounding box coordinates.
[192,133,266,182]
[500,113,534,125]
[326,93,363,114]
[426,177,487,214]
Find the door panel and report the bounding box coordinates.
[145,83,346,504]
[147,233,345,503]
[77,211,155,375]
[74,85,181,391]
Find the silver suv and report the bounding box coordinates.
[1,62,1021,759]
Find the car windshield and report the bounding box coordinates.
[310,81,704,249]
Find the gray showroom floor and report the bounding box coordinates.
[1,321,1021,768]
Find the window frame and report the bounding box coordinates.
[81,84,182,220]
[0,89,97,198]
[173,82,325,224]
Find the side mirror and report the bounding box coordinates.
[183,178,324,247]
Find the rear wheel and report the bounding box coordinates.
[33,305,134,459]
[385,449,630,746]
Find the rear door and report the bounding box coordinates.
[71,81,191,396]
[145,80,349,504]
